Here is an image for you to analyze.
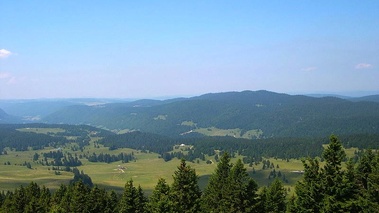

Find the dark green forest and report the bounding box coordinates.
[1,93,379,213]
[0,124,112,152]
[41,91,379,138]
[2,124,379,164]
[1,135,378,212]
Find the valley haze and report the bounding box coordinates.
[1,90,379,139]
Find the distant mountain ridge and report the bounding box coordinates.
[0,108,20,123]
[41,90,379,138]
[0,98,134,118]
[305,94,379,103]
[348,95,379,103]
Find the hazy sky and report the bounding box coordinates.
[1,1,378,99]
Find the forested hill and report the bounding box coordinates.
[349,94,379,103]
[0,108,19,123]
[41,90,379,138]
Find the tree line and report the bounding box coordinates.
[2,123,379,162]
[1,135,378,212]
[0,123,113,153]
[86,152,135,163]
[289,135,379,212]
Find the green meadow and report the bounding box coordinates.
[192,127,263,139]
[0,128,360,194]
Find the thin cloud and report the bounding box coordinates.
[7,76,17,84]
[302,67,317,72]
[0,72,19,85]
[0,49,12,58]
[355,63,373,69]
[0,72,12,79]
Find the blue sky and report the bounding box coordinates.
[1,1,378,99]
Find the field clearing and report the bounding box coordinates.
[193,127,263,139]
[17,127,66,134]
[0,164,72,191]
[181,121,197,127]
[115,129,134,134]
[344,147,359,158]
[0,135,361,194]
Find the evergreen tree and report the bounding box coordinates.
[357,149,376,190]
[69,180,90,212]
[286,195,296,213]
[256,186,268,213]
[170,159,201,213]
[321,135,346,212]
[24,196,42,213]
[88,185,108,213]
[367,166,379,211]
[149,178,173,213]
[70,168,93,187]
[291,135,379,212]
[136,185,148,212]
[38,186,51,213]
[339,159,362,212]
[356,149,379,211]
[202,153,258,212]
[228,159,259,212]
[265,178,286,213]
[50,184,67,208]
[293,158,323,212]
[25,182,50,213]
[106,190,119,213]
[202,152,232,212]
[10,185,28,213]
[119,179,146,213]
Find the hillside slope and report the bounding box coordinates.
[43,90,379,138]
[0,108,20,123]
[349,95,379,103]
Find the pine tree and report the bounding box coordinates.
[119,179,138,213]
[38,186,51,213]
[339,159,362,212]
[321,135,346,212]
[286,195,296,213]
[293,158,323,212]
[170,159,201,213]
[265,178,286,213]
[357,149,376,190]
[256,186,268,213]
[106,190,119,213]
[119,179,147,213]
[228,159,259,212]
[11,185,27,213]
[69,180,90,212]
[202,152,232,212]
[24,182,51,213]
[149,178,173,213]
[88,185,108,213]
[50,184,67,208]
[24,196,42,213]
[202,154,259,212]
[135,185,148,212]
[292,135,374,212]
[356,149,379,211]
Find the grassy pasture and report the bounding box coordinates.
[1,143,301,193]
[0,148,72,191]
[179,122,263,139]
[193,127,263,139]
[0,128,361,194]
[181,121,197,127]
[17,127,66,134]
